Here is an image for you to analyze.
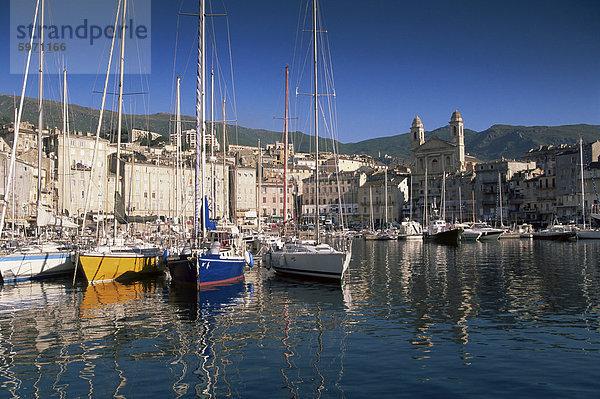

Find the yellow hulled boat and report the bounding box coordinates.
[78,247,161,284]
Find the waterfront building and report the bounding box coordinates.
[554,141,600,221]
[258,178,293,220]
[302,170,364,225]
[506,168,544,224]
[0,152,38,226]
[474,159,536,223]
[54,134,115,218]
[357,170,408,227]
[230,166,257,224]
[443,171,477,223]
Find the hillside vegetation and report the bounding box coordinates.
[1,95,599,161]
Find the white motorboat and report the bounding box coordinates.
[264,240,351,281]
[469,223,505,241]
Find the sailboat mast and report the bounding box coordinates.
[113,0,127,239]
[384,167,388,227]
[222,99,226,219]
[409,172,413,221]
[498,172,503,227]
[424,166,428,227]
[580,137,586,229]
[194,0,206,243]
[313,0,320,242]
[62,69,67,215]
[284,66,289,230]
[210,69,215,214]
[258,139,262,230]
[37,0,45,237]
[369,186,374,231]
[176,76,181,224]
[458,185,462,223]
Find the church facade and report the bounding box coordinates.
[409,110,471,223]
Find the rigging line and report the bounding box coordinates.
[223,7,239,145]
[168,2,184,144]
[128,0,151,139]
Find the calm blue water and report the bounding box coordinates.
[1,239,599,398]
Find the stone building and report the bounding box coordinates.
[410,110,469,223]
[258,178,293,220]
[301,171,364,225]
[56,134,116,218]
[230,166,257,223]
[0,152,37,225]
[474,159,536,223]
[357,171,408,228]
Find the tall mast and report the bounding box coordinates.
[210,69,215,214]
[176,76,181,224]
[0,0,40,237]
[195,0,206,243]
[369,186,373,231]
[37,0,45,237]
[222,99,226,220]
[113,0,127,240]
[580,137,586,229]
[424,166,428,226]
[498,172,503,227]
[283,66,289,230]
[258,139,261,230]
[313,0,319,242]
[384,167,388,228]
[62,69,67,215]
[458,185,462,222]
[409,172,413,221]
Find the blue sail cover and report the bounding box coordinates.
[203,196,217,231]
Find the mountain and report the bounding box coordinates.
[1,94,599,161]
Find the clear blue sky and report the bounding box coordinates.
[2,0,600,143]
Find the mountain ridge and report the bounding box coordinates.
[1,94,599,161]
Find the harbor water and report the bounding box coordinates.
[1,239,599,398]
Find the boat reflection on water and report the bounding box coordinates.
[263,276,351,398]
[166,279,250,398]
[167,279,249,319]
[79,279,161,317]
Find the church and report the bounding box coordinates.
[409,110,473,222]
[410,110,466,176]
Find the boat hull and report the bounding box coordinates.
[479,231,504,241]
[532,232,576,241]
[269,250,350,281]
[0,251,74,283]
[577,230,600,239]
[78,252,159,284]
[167,255,245,287]
[426,229,463,245]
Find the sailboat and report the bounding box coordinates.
[423,173,463,245]
[398,171,423,240]
[165,0,253,286]
[264,0,352,281]
[76,0,160,284]
[0,0,74,283]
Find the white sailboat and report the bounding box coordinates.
[265,0,351,281]
[0,0,74,283]
[398,172,423,240]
